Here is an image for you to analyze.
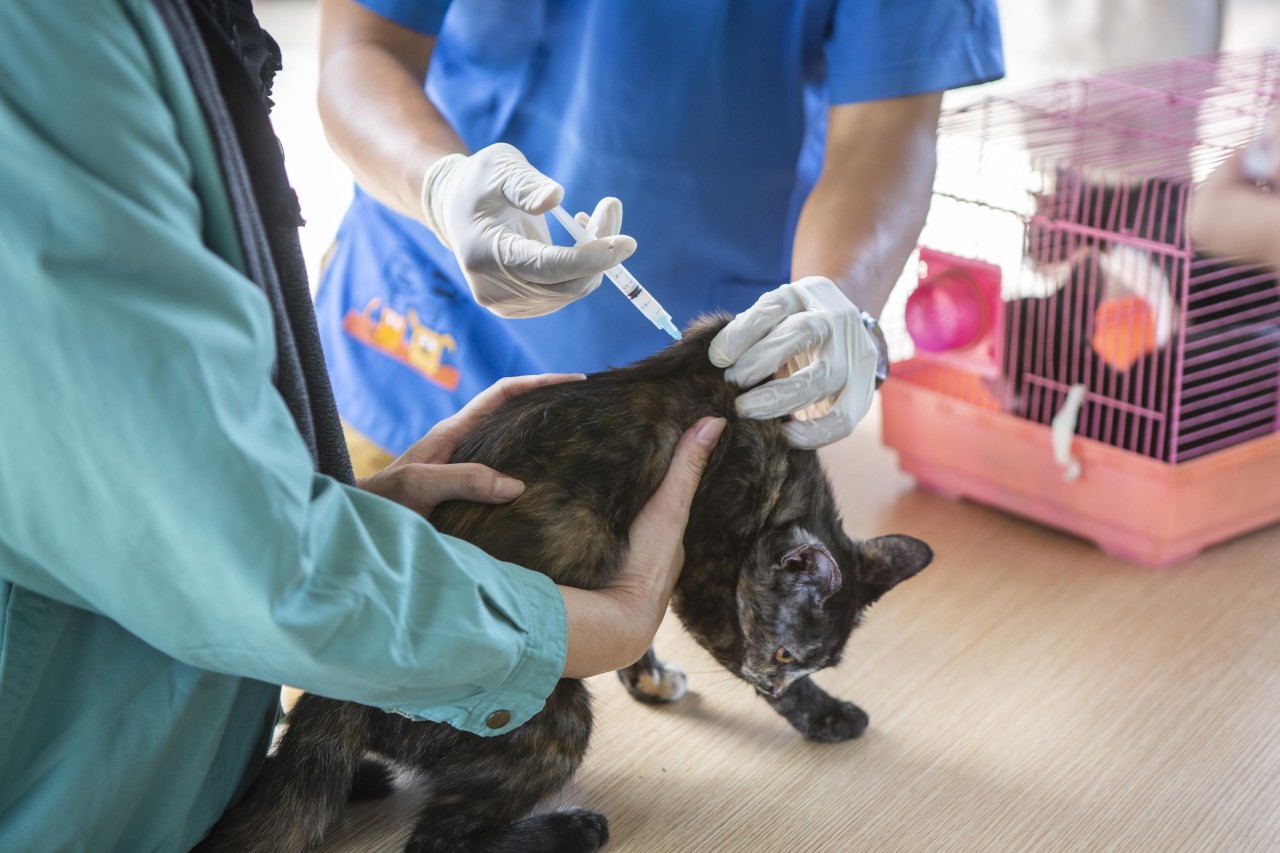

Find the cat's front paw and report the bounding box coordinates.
[794,698,869,742]
[618,659,687,704]
[764,677,869,742]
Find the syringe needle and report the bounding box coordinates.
[550,205,682,341]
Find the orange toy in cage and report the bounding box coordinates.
[880,50,1280,567]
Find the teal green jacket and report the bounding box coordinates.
[0,2,567,850]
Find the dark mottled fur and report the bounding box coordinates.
[198,315,933,853]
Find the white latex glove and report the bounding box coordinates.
[708,276,881,449]
[420,143,636,318]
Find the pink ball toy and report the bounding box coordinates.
[905,272,988,353]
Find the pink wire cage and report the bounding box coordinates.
[879,50,1280,566]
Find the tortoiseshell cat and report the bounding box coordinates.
[199,315,933,853]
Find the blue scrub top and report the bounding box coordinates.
[317,0,1004,455]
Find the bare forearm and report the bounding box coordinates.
[791,93,943,316]
[318,0,466,221]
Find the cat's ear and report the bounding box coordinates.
[777,543,841,601]
[860,534,933,600]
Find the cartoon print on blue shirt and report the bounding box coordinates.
[342,298,461,391]
[340,250,463,391]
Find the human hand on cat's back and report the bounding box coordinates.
[708,276,887,449]
[358,373,585,518]
[421,142,637,318]
[558,416,727,679]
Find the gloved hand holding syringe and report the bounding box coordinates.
[549,205,682,340]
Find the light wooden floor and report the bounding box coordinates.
[315,401,1280,852]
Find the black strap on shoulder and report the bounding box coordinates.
[153,0,354,486]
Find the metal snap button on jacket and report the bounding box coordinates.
[486,710,511,729]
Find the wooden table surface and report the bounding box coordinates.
[318,402,1280,852]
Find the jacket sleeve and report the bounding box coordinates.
[0,0,563,736]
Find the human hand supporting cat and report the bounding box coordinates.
[357,373,585,517]
[360,373,726,679]
[559,415,726,679]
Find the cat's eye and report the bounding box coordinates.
[774,647,796,664]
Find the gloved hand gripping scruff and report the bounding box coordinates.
[420,143,636,318]
[709,276,885,449]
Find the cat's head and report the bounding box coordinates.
[675,443,933,699]
[658,312,934,697]
[729,529,932,699]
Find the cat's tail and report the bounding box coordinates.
[192,694,371,853]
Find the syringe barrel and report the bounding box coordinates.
[604,264,645,302]
[549,204,679,337]
[604,266,671,328]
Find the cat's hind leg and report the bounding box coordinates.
[402,770,608,853]
[405,808,608,853]
[401,742,607,853]
[401,686,602,853]
[617,645,687,704]
[194,694,369,853]
[764,675,869,742]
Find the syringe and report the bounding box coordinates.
[549,205,682,340]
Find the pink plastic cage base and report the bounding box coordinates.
[880,51,1280,565]
[882,361,1280,567]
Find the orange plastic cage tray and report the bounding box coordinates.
[880,361,1280,567]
